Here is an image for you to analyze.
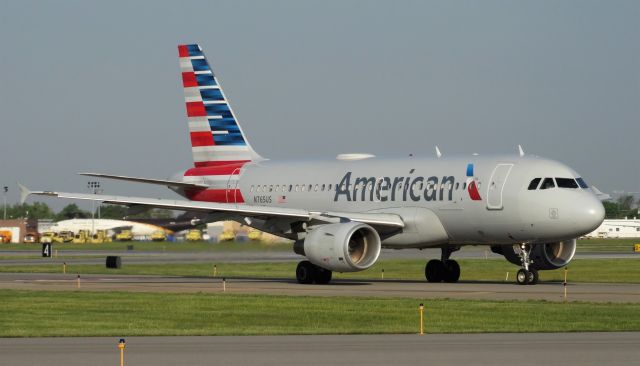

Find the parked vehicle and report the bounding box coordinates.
[151,230,166,241]
[115,229,134,241]
[185,229,202,241]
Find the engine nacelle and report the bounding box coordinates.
[491,239,577,270]
[294,222,381,272]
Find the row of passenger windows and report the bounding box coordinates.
[527,177,589,190]
[249,181,478,193]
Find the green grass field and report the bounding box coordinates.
[0,241,291,252]
[1,289,638,337]
[577,238,640,253]
[1,258,638,283]
[1,238,638,253]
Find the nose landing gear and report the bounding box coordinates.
[514,243,539,285]
[425,247,461,283]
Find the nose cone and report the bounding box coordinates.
[575,195,605,235]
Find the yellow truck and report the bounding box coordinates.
[218,230,235,242]
[90,230,111,244]
[151,230,167,241]
[40,232,55,244]
[73,230,90,244]
[115,229,134,241]
[185,229,203,241]
[55,231,74,243]
[248,228,262,241]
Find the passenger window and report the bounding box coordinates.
[321,184,325,191]
[308,184,313,192]
[527,178,541,190]
[576,178,589,189]
[314,184,319,192]
[328,184,332,191]
[269,185,273,192]
[539,178,555,190]
[250,185,254,192]
[289,184,293,192]
[556,178,578,189]
[295,185,299,192]
[455,182,459,190]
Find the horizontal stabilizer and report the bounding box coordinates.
[78,173,209,189]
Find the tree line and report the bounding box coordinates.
[602,195,640,219]
[2,195,638,222]
[2,202,174,221]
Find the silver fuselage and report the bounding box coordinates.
[178,154,605,248]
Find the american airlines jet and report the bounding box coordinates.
[22,44,605,285]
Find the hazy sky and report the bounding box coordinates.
[1,1,638,210]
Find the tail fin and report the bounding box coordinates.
[178,44,263,168]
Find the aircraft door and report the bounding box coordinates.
[486,163,513,210]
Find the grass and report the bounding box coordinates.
[1,289,638,337]
[576,238,640,253]
[1,238,638,253]
[0,258,638,283]
[0,241,292,252]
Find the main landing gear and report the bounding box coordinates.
[425,247,460,283]
[296,260,332,284]
[514,243,538,285]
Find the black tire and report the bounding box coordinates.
[314,267,333,284]
[296,261,314,284]
[516,269,530,285]
[527,268,539,285]
[425,259,445,282]
[443,260,460,283]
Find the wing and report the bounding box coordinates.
[19,184,405,238]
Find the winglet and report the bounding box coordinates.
[591,185,611,201]
[518,145,525,157]
[17,182,31,204]
[435,146,442,158]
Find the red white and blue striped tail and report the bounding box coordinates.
[178,44,262,168]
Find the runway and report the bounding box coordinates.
[1,332,638,366]
[1,272,639,302]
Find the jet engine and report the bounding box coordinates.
[294,222,381,272]
[491,239,577,270]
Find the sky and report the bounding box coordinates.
[1,1,638,211]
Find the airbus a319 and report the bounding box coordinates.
[22,44,605,285]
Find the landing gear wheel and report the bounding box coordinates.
[443,260,460,283]
[527,268,539,285]
[516,269,530,285]
[314,266,333,284]
[425,260,445,282]
[296,261,315,284]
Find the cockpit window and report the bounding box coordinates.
[576,177,589,189]
[527,178,541,190]
[555,178,579,189]
[539,178,555,190]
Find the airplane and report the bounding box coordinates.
[21,43,605,285]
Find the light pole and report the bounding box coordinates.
[87,181,101,234]
[3,186,7,220]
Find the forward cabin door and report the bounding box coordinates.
[486,163,513,210]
